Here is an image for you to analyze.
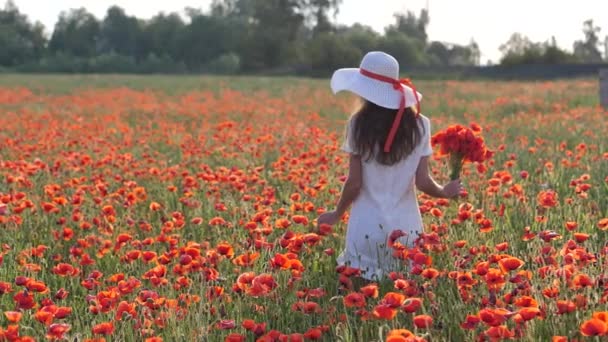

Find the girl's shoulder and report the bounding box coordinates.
[417,114,431,132]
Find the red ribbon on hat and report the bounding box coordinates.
[359,68,421,153]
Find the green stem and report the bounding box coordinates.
[450,154,463,180]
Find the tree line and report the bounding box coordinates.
[0,0,606,75]
[499,20,606,66]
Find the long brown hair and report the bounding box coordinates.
[348,99,423,165]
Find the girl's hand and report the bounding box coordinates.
[317,210,341,227]
[441,179,463,198]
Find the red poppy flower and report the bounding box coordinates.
[92,322,114,335]
[4,311,22,323]
[344,292,366,308]
[373,305,398,320]
[46,323,71,340]
[360,284,379,298]
[303,327,322,340]
[484,325,515,338]
[225,333,246,342]
[598,218,608,230]
[413,315,433,329]
[386,329,414,342]
[593,311,608,323]
[382,292,406,308]
[580,318,608,336]
[401,298,423,314]
[537,190,558,208]
[498,257,524,273]
[478,308,514,326]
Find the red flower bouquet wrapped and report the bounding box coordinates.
[431,123,493,180]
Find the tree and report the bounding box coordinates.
[140,12,185,61]
[232,0,308,70]
[303,0,342,36]
[98,6,143,59]
[426,41,450,65]
[378,31,426,67]
[210,0,238,16]
[385,9,429,45]
[376,9,430,67]
[304,32,362,74]
[500,33,544,65]
[0,0,46,66]
[427,40,480,66]
[499,33,533,59]
[49,8,100,58]
[177,11,243,70]
[449,43,477,66]
[543,37,575,64]
[467,39,481,66]
[499,33,577,65]
[211,0,346,70]
[337,23,380,54]
[573,19,602,63]
[15,0,600,74]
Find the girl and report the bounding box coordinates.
[317,51,462,286]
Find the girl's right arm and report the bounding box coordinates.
[415,156,461,198]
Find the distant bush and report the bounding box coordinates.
[138,54,187,74]
[33,53,89,73]
[304,33,363,76]
[88,53,137,73]
[203,52,241,74]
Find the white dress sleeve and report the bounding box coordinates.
[419,115,433,157]
[341,117,359,155]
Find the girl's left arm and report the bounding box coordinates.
[317,154,362,226]
[335,154,363,216]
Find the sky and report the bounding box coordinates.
[10,0,608,64]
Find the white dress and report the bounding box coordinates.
[337,114,433,280]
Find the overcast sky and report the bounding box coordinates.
[11,0,608,63]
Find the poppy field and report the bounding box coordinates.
[0,75,607,341]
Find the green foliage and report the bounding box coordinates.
[500,34,580,65]
[3,0,603,74]
[427,40,481,66]
[89,53,137,73]
[304,33,362,74]
[573,20,603,63]
[138,53,187,74]
[25,52,89,73]
[378,31,427,67]
[204,52,241,74]
[98,6,143,58]
[140,13,185,62]
[384,9,429,45]
[0,0,469,74]
[0,1,46,66]
[339,24,380,53]
[178,12,243,70]
[49,8,100,58]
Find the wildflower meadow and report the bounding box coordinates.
[0,75,607,341]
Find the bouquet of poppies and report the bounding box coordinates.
[431,123,493,180]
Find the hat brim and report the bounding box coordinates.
[330,68,422,110]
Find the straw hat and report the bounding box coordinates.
[330,51,422,110]
[330,51,423,152]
